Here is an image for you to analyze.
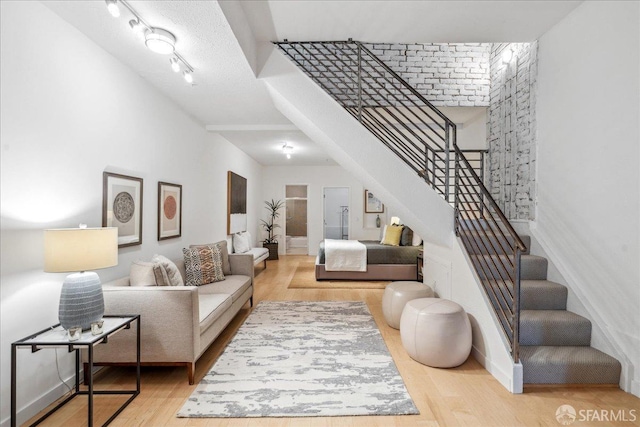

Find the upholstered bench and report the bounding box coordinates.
[247,247,269,268]
[231,232,269,268]
[382,281,434,329]
[400,298,472,368]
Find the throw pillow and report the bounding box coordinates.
[379,225,387,243]
[381,225,403,246]
[233,232,251,254]
[130,260,166,286]
[182,246,225,286]
[152,254,184,286]
[190,240,231,275]
[400,226,414,246]
[412,232,423,246]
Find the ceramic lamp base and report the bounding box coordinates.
[59,272,104,330]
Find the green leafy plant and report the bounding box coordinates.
[260,199,285,244]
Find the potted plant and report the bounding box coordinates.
[261,199,284,260]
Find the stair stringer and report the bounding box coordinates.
[424,238,523,393]
[259,48,453,248]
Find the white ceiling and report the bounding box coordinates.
[44,1,582,166]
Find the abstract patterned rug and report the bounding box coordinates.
[177,301,419,418]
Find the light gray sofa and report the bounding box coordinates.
[85,252,254,384]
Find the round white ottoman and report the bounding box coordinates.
[400,298,472,368]
[382,281,434,329]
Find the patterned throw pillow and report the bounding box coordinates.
[190,240,231,275]
[182,246,225,286]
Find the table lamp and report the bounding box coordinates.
[390,216,401,226]
[44,226,118,330]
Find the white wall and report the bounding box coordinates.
[262,166,384,255]
[536,1,640,395]
[0,3,262,425]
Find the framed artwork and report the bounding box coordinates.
[158,181,182,241]
[103,172,143,248]
[364,190,384,213]
[227,171,247,234]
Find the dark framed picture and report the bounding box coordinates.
[158,181,182,241]
[227,171,247,234]
[103,172,143,248]
[364,190,384,213]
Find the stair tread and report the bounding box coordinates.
[521,280,568,310]
[520,310,591,346]
[521,346,621,384]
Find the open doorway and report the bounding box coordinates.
[285,185,308,255]
[323,187,349,240]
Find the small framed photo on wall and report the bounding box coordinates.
[158,181,182,241]
[103,172,143,247]
[364,190,384,213]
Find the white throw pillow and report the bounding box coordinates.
[379,225,387,243]
[233,232,251,253]
[412,232,422,246]
[151,254,184,286]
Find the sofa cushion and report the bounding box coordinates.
[152,254,184,286]
[190,240,231,276]
[199,294,232,333]
[198,274,251,303]
[183,246,225,286]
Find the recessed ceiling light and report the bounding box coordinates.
[145,28,176,55]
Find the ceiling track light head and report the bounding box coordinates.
[170,57,181,72]
[183,70,194,84]
[145,27,176,55]
[105,0,120,17]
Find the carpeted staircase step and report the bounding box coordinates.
[462,232,531,255]
[520,346,622,384]
[520,310,591,346]
[472,254,547,281]
[521,280,568,310]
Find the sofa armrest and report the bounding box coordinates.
[89,286,200,364]
[229,253,254,283]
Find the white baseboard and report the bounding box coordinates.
[472,345,522,394]
[1,370,81,427]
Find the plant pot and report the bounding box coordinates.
[263,242,279,260]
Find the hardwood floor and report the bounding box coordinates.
[27,255,640,426]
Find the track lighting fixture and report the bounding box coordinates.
[145,28,176,55]
[502,47,513,64]
[106,0,120,17]
[282,144,294,159]
[170,57,181,72]
[105,0,195,84]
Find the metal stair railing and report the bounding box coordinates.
[275,40,527,361]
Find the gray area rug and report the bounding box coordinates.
[177,301,419,418]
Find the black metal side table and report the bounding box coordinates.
[11,315,140,427]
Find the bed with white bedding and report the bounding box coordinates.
[315,239,422,281]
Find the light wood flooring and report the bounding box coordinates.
[27,255,640,426]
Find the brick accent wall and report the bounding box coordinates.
[487,42,538,220]
[365,43,491,107]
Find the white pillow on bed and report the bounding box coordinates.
[412,232,422,246]
[379,225,387,243]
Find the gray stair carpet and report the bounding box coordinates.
[520,280,568,310]
[472,254,547,281]
[520,310,591,346]
[520,346,622,384]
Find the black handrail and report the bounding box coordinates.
[275,40,526,361]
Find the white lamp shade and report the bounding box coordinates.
[44,227,118,272]
[390,216,401,225]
